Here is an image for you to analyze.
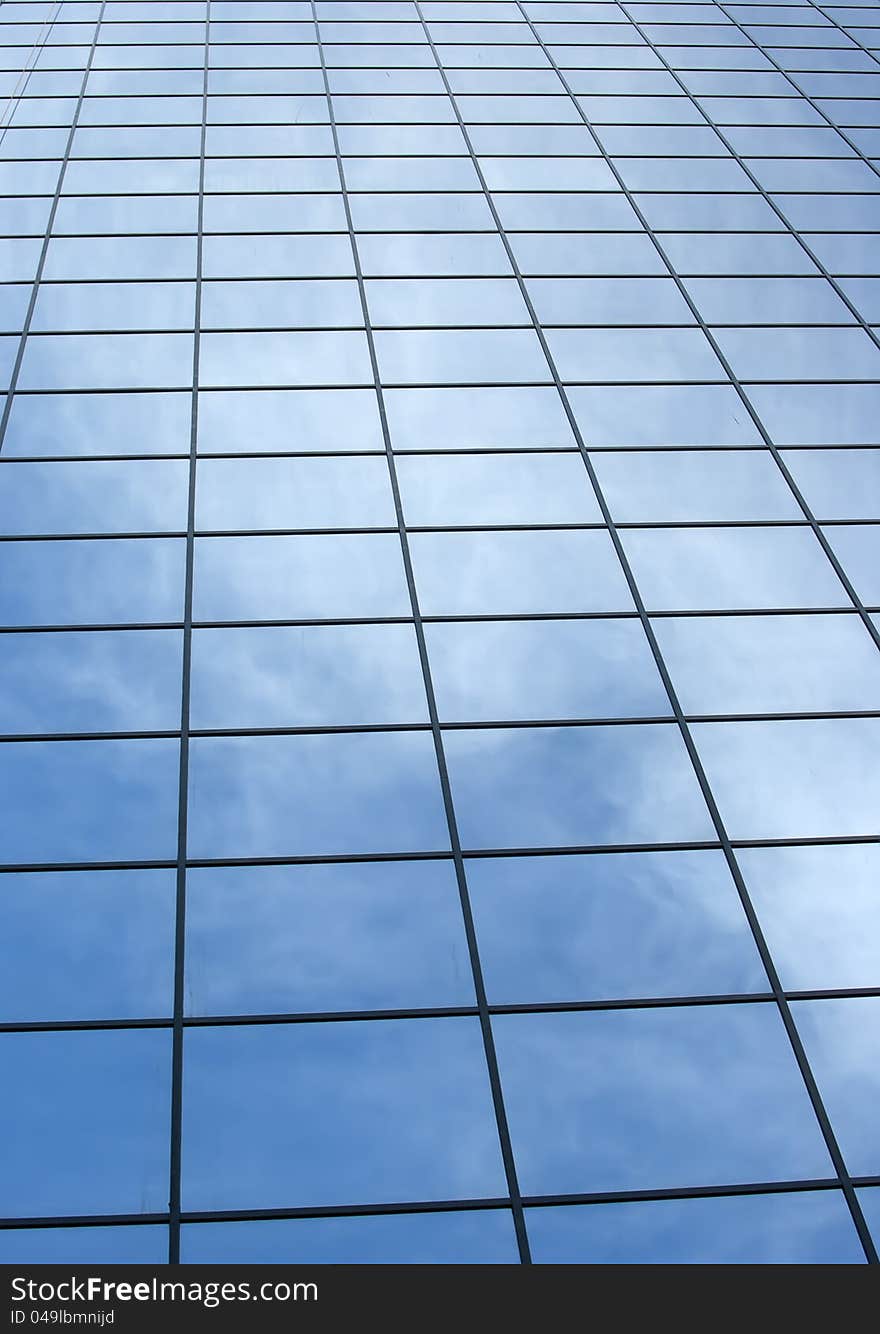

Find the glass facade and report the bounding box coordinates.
[0,0,878,1267]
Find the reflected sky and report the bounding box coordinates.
[621,527,849,611]
[467,850,764,1004]
[0,539,185,625]
[409,530,634,615]
[0,460,188,534]
[738,844,880,993]
[0,738,180,863]
[0,629,182,732]
[192,533,411,620]
[185,860,473,1016]
[492,1004,832,1195]
[182,1018,506,1210]
[692,718,880,840]
[0,870,175,1023]
[427,618,668,722]
[3,391,191,457]
[791,998,880,1179]
[444,723,714,849]
[180,1210,519,1265]
[526,1192,864,1264]
[1,1029,170,1216]
[0,1225,169,1266]
[187,732,450,859]
[654,613,880,714]
[2,3,880,1262]
[190,623,427,729]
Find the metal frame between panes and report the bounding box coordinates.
[0,0,878,1266]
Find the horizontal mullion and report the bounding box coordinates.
[1,830,878,877]
[5,519,880,545]
[0,606,876,638]
[2,989,880,1038]
[3,708,880,747]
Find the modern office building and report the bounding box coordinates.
[0,0,878,1267]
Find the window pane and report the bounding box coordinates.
[181,1212,518,1264]
[0,630,183,732]
[526,1193,863,1264]
[426,619,668,722]
[739,844,880,992]
[444,724,714,850]
[0,738,180,863]
[182,1019,506,1209]
[655,613,880,714]
[0,870,175,1022]
[1,1030,171,1216]
[187,732,449,859]
[468,850,763,1004]
[190,624,427,729]
[493,1005,831,1194]
[185,860,471,1016]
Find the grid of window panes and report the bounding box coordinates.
[0,0,879,1268]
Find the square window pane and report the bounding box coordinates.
[1,1030,171,1216]
[738,844,880,992]
[0,870,175,1022]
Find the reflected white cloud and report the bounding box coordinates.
[493,1004,832,1195]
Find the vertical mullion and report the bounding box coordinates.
[513,0,880,1266]
[609,3,880,355]
[0,1,61,136]
[417,0,878,1266]
[707,0,880,180]
[603,1,880,659]
[168,0,210,1271]
[309,0,532,1267]
[0,0,106,457]
[804,0,880,70]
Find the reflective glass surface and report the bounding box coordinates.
[181,1019,506,1209]
[493,1004,832,1195]
[526,1193,864,1264]
[1,0,877,1267]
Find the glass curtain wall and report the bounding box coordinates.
[0,0,878,1265]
